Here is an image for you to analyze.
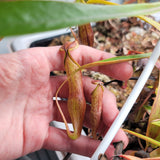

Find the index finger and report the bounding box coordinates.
[79,45,133,80]
[28,44,133,80]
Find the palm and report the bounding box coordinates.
[0,48,57,159]
[20,61,54,155]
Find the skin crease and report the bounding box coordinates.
[0,45,132,160]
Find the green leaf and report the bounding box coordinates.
[1,1,160,36]
[79,52,151,70]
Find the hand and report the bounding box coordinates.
[0,45,132,160]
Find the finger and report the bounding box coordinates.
[51,76,128,151]
[59,44,133,80]
[82,77,119,126]
[98,123,129,148]
[44,126,116,158]
[112,129,129,148]
[24,45,132,80]
[50,76,90,123]
[82,77,129,148]
[51,76,119,125]
[79,45,133,80]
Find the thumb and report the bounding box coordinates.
[43,126,115,158]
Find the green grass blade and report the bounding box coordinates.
[1,1,160,36]
[80,52,151,70]
[123,129,160,147]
